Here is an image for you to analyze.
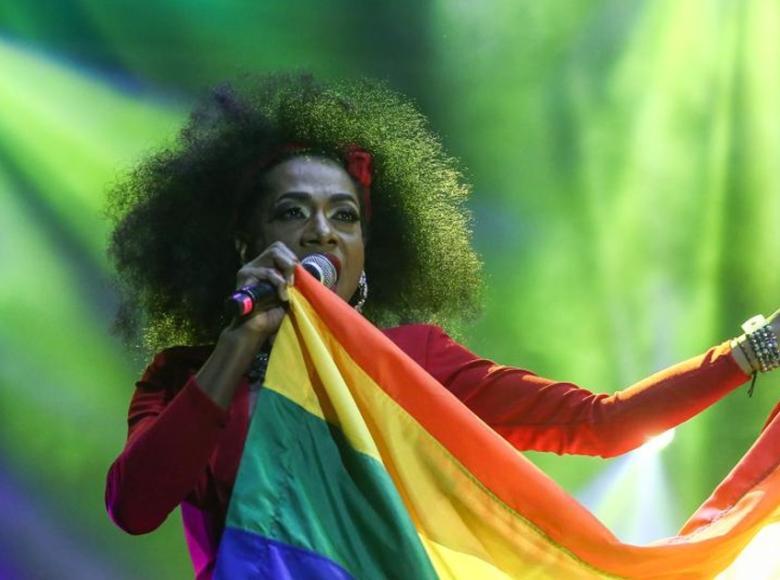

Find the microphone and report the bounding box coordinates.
[226,253,340,318]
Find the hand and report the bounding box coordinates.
[769,308,780,338]
[227,241,299,340]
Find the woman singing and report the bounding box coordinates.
[105,74,778,579]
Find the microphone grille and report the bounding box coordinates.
[301,254,339,288]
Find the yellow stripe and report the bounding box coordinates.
[267,289,609,578]
[418,536,513,580]
[264,289,383,463]
[717,518,780,579]
[417,535,586,580]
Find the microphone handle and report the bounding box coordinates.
[225,261,327,318]
[226,281,279,319]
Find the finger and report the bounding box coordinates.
[246,242,298,285]
[232,304,287,337]
[268,243,299,285]
[237,267,289,302]
[244,305,287,335]
[768,308,780,334]
[237,266,286,287]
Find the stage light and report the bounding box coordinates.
[640,428,676,455]
[578,428,678,544]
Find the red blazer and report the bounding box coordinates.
[105,324,748,579]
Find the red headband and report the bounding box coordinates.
[343,144,373,222]
[238,143,373,223]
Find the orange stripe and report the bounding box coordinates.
[293,266,780,576]
[293,269,621,555]
[681,411,780,535]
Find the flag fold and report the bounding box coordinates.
[215,268,780,579]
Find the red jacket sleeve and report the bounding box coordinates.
[105,347,226,534]
[423,326,751,457]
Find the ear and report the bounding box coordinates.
[234,236,249,265]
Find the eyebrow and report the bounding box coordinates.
[273,192,359,205]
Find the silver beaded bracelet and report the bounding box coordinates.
[741,315,780,373]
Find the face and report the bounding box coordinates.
[244,155,366,303]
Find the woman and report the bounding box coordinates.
[105,74,778,579]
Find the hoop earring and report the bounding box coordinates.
[352,271,368,313]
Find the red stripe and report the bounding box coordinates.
[292,265,780,574]
[292,268,617,552]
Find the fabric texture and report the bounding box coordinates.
[214,272,780,578]
[106,269,754,579]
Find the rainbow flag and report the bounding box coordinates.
[214,268,780,579]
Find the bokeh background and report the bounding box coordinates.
[2,1,779,577]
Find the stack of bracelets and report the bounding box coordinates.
[733,314,780,396]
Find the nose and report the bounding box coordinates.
[303,210,337,247]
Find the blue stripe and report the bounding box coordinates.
[215,527,354,580]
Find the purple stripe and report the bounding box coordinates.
[215,527,353,580]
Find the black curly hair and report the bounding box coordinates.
[107,73,482,351]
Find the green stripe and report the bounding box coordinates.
[226,388,438,580]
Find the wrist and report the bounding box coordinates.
[195,330,266,410]
[220,320,270,351]
[730,335,757,376]
[741,314,780,373]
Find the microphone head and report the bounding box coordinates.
[301,253,339,289]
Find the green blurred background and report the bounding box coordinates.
[1,0,778,577]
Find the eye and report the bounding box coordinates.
[273,206,307,221]
[332,208,360,223]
